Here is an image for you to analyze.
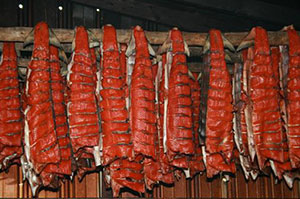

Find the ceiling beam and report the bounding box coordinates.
[179,0,300,27]
[71,0,262,32]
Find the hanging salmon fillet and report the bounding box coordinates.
[67,26,101,177]
[39,45,73,187]
[143,61,164,189]
[120,44,127,77]
[268,46,297,187]
[237,27,286,173]
[233,50,259,180]
[284,27,300,169]
[100,29,143,193]
[104,27,145,196]
[0,42,22,170]
[157,54,174,184]
[22,22,66,195]
[157,28,193,176]
[201,29,235,178]
[108,156,144,197]
[100,25,132,166]
[188,71,205,176]
[126,25,156,159]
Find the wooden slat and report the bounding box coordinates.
[263,175,273,198]
[0,165,18,198]
[162,182,174,198]
[174,175,187,197]
[211,175,222,198]
[283,179,295,198]
[151,185,159,198]
[38,189,47,198]
[14,57,204,73]
[228,176,236,198]
[199,174,210,197]
[0,27,299,46]
[247,177,259,198]
[18,167,23,198]
[235,168,247,198]
[75,175,87,197]
[257,176,266,198]
[271,174,283,198]
[190,177,196,198]
[294,181,300,198]
[85,172,99,197]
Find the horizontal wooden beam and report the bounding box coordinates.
[14,58,203,73]
[0,27,298,47]
[0,42,203,56]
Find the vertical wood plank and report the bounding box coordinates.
[85,172,99,197]
[70,178,76,198]
[0,169,4,198]
[247,177,258,198]
[235,169,247,198]
[186,178,192,198]
[295,180,300,198]
[38,189,47,198]
[228,175,236,198]
[254,176,263,198]
[263,175,272,198]
[157,184,162,198]
[195,174,200,198]
[23,180,29,198]
[294,180,300,198]
[271,174,283,198]
[173,176,186,197]
[46,189,60,198]
[1,165,19,198]
[75,176,87,197]
[190,176,197,198]
[210,176,222,198]
[199,174,210,198]
[18,167,24,198]
[162,182,174,198]
[282,179,294,198]
[60,180,67,198]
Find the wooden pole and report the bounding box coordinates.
[0,42,203,56]
[0,27,298,46]
[15,58,204,72]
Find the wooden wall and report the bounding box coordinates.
[1,165,299,198]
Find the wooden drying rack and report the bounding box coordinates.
[0,27,298,72]
[0,27,295,46]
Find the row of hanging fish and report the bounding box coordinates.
[0,21,300,196]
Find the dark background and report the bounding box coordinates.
[0,0,299,32]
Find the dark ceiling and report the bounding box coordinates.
[72,0,300,32]
[0,0,299,32]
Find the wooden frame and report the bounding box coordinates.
[0,27,298,46]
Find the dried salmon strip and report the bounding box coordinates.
[0,42,22,170]
[67,26,100,177]
[201,29,235,178]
